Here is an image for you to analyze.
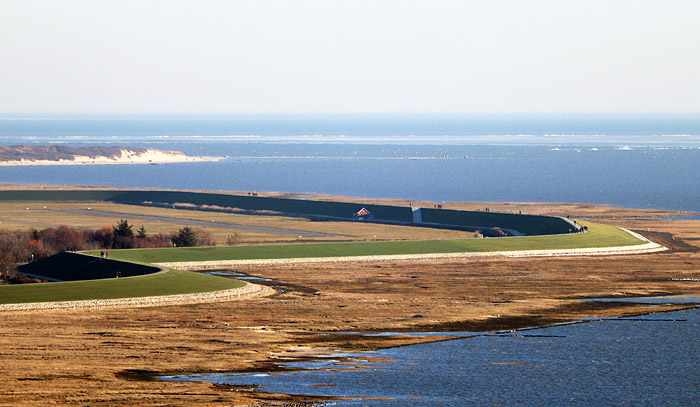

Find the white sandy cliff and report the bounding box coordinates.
[0,145,222,166]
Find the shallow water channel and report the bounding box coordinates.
[162,303,700,406]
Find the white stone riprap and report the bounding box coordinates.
[0,282,272,312]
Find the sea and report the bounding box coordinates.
[0,113,699,212]
[163,306,700,406]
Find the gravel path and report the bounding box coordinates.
[0,282,273,312]
[155,229,666,270]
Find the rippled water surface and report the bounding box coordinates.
[164,307,700,406]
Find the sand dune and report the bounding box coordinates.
[0,145,222,166]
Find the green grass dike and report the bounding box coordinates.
[2,222,642,306]
[0,269,245,305]
[92,221,644,264]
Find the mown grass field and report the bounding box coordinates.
[0,269,245,305]
[92,222,643,264]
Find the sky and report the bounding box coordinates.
[1,0,699,114]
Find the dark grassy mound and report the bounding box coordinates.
[0,190,413,221]
[111,190,414,222]
[420,207,573,235]
[18,252,161,282]
[0,190,126,202]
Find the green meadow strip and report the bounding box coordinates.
[2,222,642,305]
[94,222,644,264]
[0,270,244,305]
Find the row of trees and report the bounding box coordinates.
[0,220,214,283]
[111,220,214,249]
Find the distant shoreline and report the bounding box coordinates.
[0,145,223,166]
[0,155,223,166]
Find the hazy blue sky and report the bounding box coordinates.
[1,0,699,114]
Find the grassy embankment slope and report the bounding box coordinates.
[0,269,244,305]
[2,253,243,305]
[94,221,643,263]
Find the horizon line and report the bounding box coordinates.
[2,111,700,119]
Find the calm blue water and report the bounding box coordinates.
[1,114,699,211]
[164,307,700,406]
